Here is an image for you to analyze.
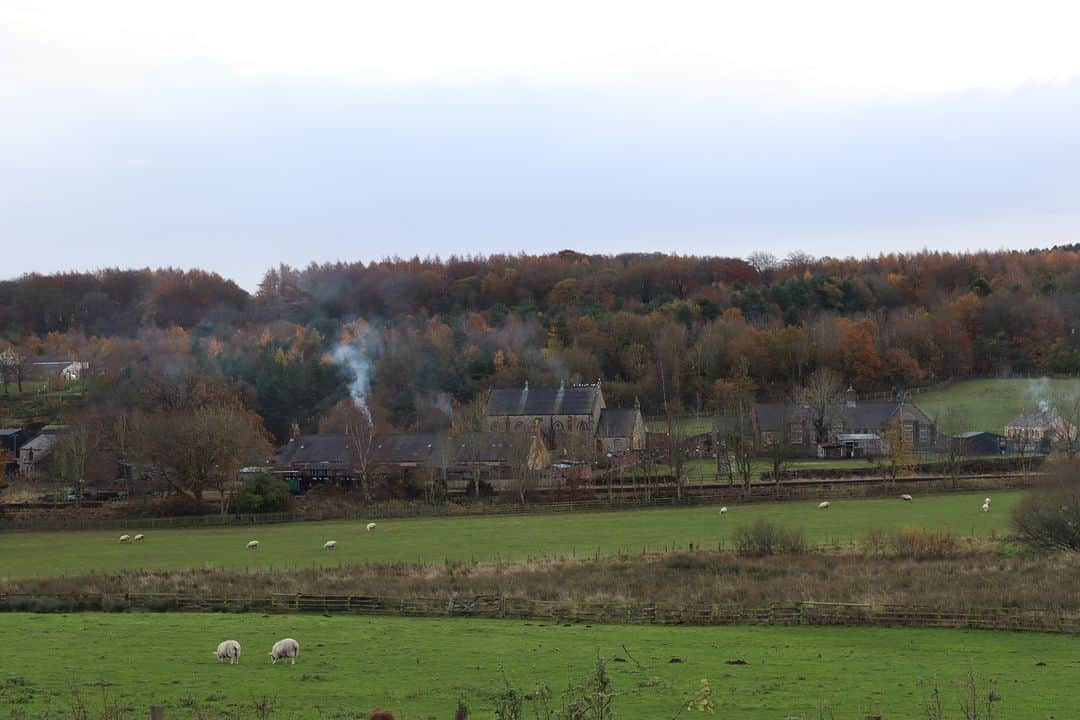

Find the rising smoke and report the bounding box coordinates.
[331,320,381,421]
[1026,377,1052,414]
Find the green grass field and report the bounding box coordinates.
[0,492,1018,580]
[0,613,1072,719]
[915,377,1080,433]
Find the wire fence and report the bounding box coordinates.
[0,591,1073,634]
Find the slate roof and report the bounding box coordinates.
[1006,411,1057,428]
[450,432,526,464]
[370,433,443,464]
[488,385,601,416]
[274,434,352,467]
[595,408,640,438]
[753,403,809,431]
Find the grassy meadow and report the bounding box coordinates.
[911,377,1080,433]
[0,613,1073,720]
[1,491,1019,581]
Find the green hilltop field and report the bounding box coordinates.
[1,491,1018,580]
[0,613,1073,719]
[896,377,1080,434]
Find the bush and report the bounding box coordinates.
[888,528,962,560]
[861,527,963,559]
[234,473,293,514]
[1012,492,1080,551]
[733,519,807,556]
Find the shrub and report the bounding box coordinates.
[1012,460,1080,551]
[888,528,962,560]
[234,473,293,514]
[860,527,963,559]
[733,519,807,556]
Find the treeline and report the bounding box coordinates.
[3,248,1080,439]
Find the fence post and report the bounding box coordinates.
[150,706,165,720]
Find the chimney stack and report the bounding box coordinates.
[845,385,857,408]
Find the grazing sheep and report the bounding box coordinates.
[269,638,300,665]
[133,533,145,541]
[719,506,728,514]
[981,502,990,513]
[215,640,241,664]
[984,497,991,506]
[818,501,830,509]
[324,540,337,550]
[366,522,377,532]
[119,534,131,543]
[900,494,913,501]
[247,540,260,549]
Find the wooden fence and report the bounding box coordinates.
[0,472,1034,532]
[0,591,1075,634]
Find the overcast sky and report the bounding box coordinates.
[3,1,1080,289]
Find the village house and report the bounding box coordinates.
[718,387,936,457]
[1004,409,1071,452]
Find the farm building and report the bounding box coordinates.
[16,425,68,478]
[952,431,1008,456]
[271,429,553,495]
[818,433,884,458]
[0,427,33,453]
[486,381,644,455]
[716,387,936,456]
[29,355,88,381]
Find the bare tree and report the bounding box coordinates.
[1051,391,1080,460]
[134,403,271,513]
[795,367,846,445]
[935,406,970,489]
[52,425,90,506]
[506,431,541,505]
[872,424,912,490]
[715,377,757,496]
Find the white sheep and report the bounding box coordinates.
[818,501,831,509]
[323,540,337,550]
[269,637,300,665]
[981,502,990,513]
[119,534,131,543]
[247,540,260,549]
[719,506,728,515]
[133,533,145,542]
[215,640,242,664]
[984,497,991,506]
[900,494,913,501]
[366,522,377,532]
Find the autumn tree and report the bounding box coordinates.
[134,402,272,513]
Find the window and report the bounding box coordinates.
[902,422,914,445]
[790,423,803,444]
[761,431,776,447]
[614,439,625,450]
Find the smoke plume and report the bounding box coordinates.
[331,320,381,421]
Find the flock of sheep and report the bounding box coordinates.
[716,494,994,515]
[214,637,300,665]
[118,521,380,547]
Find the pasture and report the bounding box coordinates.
[0,613,1073,719]
[1,491,1019,580]
[916,377,1080,433]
